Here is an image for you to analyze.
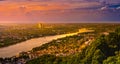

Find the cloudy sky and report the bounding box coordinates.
[0,0,120,23]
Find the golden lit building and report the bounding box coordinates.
[38,23,42,29]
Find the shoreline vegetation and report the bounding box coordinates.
[26,27,120,64]
[0,23,80,48]
[0,23,118,48]
[0,23,120,64]
[0,28,95,64]
[0,28,94,58]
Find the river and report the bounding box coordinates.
[0,29,94,58]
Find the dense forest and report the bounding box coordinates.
[26,27,120,64]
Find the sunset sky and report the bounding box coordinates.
[0,0,120,23]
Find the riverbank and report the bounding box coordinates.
[0,23,80,48]
[0,28,94,58]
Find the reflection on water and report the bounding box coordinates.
[0,29,94,57]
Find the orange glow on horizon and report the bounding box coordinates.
[0,2,69,13]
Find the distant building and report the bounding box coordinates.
[38,23,43,29]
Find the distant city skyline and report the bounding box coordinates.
[0,0,120,23]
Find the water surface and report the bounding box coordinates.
[0,29,93,57]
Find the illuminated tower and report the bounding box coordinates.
[38,23,43,29]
